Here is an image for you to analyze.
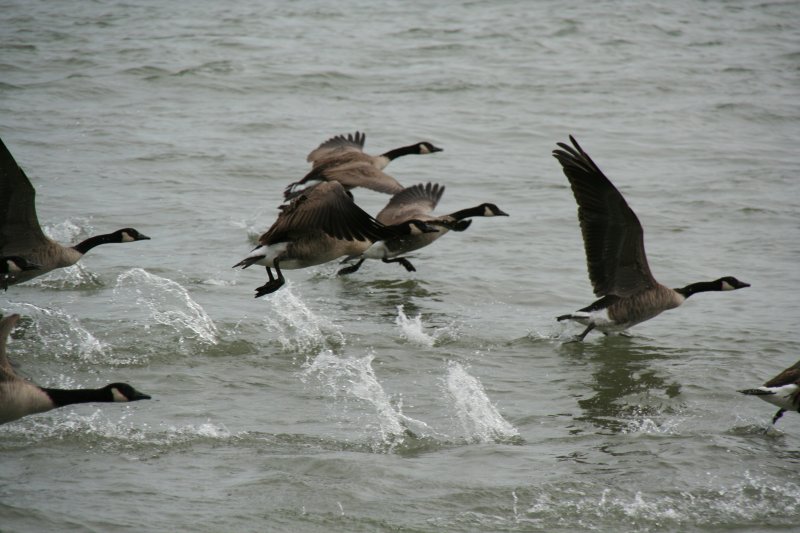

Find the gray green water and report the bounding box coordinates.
[1,0,799,531]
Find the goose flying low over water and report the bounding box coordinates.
[338,182,508,275]
[0,314,151,425]
[1,256,39,291]
[234,181,436,297]
[0,138,150,286]
[283,131,443,200]
[552,135,749,341]
[740,360,800,426]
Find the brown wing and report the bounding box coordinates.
[764,360,800,388]
[0,313,20,379]
[376,182,444,226]
[261,182,391,245]
[306,131,366,165]
[0,138,49,254]
[553,136,656,298]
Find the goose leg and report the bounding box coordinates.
[383,257,416,272]
[254,264,285,298]
[574,323,596,342]
[772,408,787,425]
[338,258,365,276]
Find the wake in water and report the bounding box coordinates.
[395,305,460,347]
[7,302,109,363]
[300,350,430,450]
[443,361,520,443]
[261,287,345,353]
[114,268,219,347]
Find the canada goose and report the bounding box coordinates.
[1,256,39,291]
[283,131,443,200]
[0,138,150,286]
[553,136,749,341]
[740,360,800,426]
[338,182,508,275]
[0,314,151,425]
[234,181,437,297]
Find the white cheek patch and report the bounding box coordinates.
[111,388,128,402]
[121,232,136,243]
[420,145,430,154]
[721,280,734,291]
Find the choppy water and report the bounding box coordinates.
[1,0,799,531]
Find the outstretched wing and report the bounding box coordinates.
[306,131,366,165]
[553,136,656,298]
[0,138,49,254]
[376,182,443,226]
[262,181,389,245]
[764,360,800,388]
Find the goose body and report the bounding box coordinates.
[1,256,39,290]
[0,138,150,286]
[283,131,442,200]
[338,182,508,275]
[740,360,800,425]
[0,314,150,425]
[234,181,435,297]
[553,136,749,341]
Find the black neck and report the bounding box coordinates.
[43,387,113,407]
[448,205,485,220]
[72,233,117,255]
[381,144,419,161]
[675,280,720,298]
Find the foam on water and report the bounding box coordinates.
[262,287,345,353]
[301,350,431,449]
[443,361,520,443]
[114,268,219,346]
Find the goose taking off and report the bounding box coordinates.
[553,135,749,341]
[283,131,442,200]
[338,182,508,275]
[0,138,150,286]
[234,181,436,297]
[740,360,800,426]
[0,314,151,425]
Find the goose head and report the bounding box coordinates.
[116,228,151,243]
[478,203,509,217]
[104,383,152,402]
[717,276,750,291]
[417,142,443,155]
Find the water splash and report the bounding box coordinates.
[114,268,219,346]
[262,287,344,353]
[443,361,519,443]
[9,302,108,362]
[301,350,430,449]
[395,305,435,347]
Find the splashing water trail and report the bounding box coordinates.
[114,268,219,345]
[395,305,435,347]
[301,350,429,448]
[11,302,109,362]
[262,287,344,352]
[444,361,519,443]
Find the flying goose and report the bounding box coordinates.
[1,256,39,291]
[553,136,749,341]
[0,138,150,286]
[338,182,508,275]
[234,181,436,297]
[283,131,443,200]
[740,360,800,426]
[0,314,151,425]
